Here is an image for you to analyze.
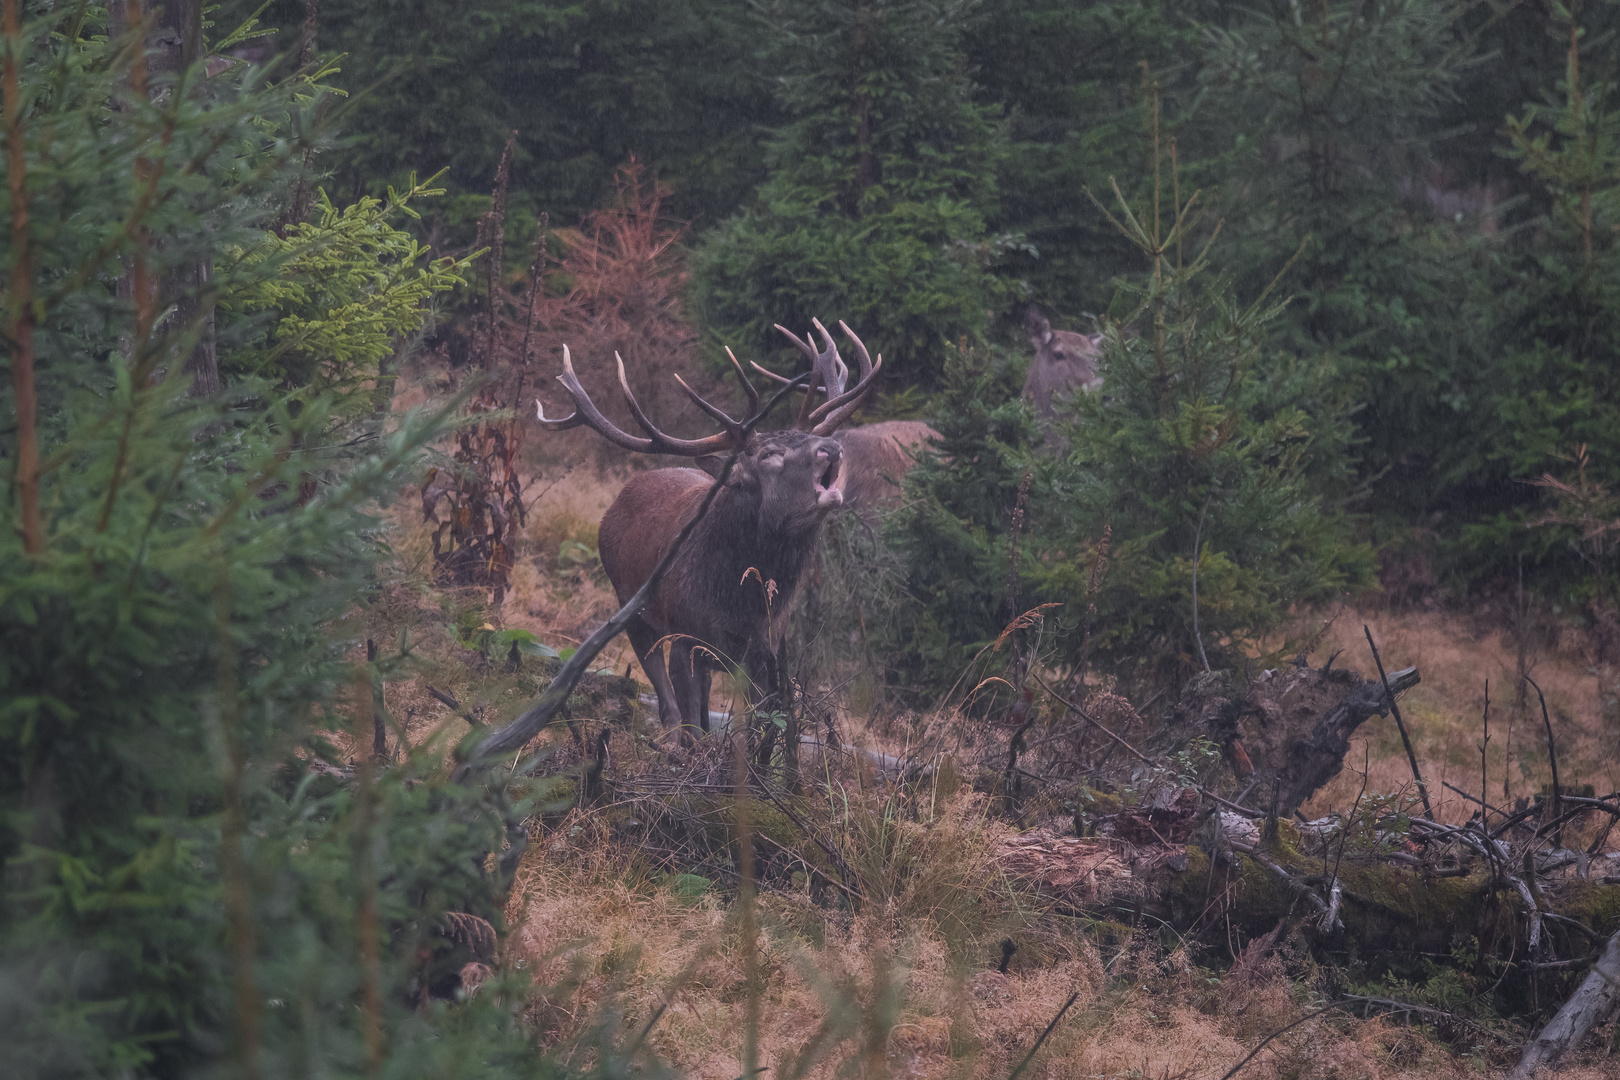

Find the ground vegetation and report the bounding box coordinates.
[9,2,1620,1078]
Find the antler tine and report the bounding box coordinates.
[749,359,796,386]
[672,372,745,439]
[806,353,881,430]
[810,318,851,392]
[544,345,655,452]
[535,398,584,430]
[723,346,761,415]
[612,352,740,456]
[806,323,882,435]
[771,321,820,428]
[836,319,873,381]
[807,353,882,434]
[534,395,586,431]
[775,322,821,366]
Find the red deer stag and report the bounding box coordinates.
[535,320,880,742]
[1023,305,1102,425]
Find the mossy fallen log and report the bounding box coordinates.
[994,826,1619,989]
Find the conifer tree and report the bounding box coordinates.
[312,0,777,225]
[883,129,1371,697]
[1487,2,1620,592]
[965,0,1201,316]
[1195,0,1490,520]
[693,0,1010,388]
[0,11,534,1076]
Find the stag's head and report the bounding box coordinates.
[536,318,880,529]
[731,429,844,530]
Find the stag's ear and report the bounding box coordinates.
[691,454,726,478]
[1024,306,1052,345]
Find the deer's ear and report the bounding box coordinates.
[692,454,726,478]
[1024,306,1052,345]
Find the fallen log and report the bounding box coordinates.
[1506,926,1620,1079]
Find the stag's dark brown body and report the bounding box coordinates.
[599,432,843,729]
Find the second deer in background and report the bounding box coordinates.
[1023,305,1102,427]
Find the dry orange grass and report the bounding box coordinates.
[496,792,1562,1080]
[501,825,1547,1080]
[1299,605,1620,823]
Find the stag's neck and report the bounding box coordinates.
[697,488,819,619]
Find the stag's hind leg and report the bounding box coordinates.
[626,618,685,742]
[668,639,712,735]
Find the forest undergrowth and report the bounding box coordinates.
[346,366,1620,1079]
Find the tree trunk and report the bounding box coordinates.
[1507,927,1620,1079]
[109,0,218,397]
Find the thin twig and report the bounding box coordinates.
[1480,679,1491,821]
[1192,497,1211,672]
[1217,1004,1344,1080]
[1527,675,1563,846]
[1005,990,1080,1080]
[1364,626,1433,820]
[425,684,482,726]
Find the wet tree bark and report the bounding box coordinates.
[1275,666,1420,815]
[1507,927,1620,1079]
[109,0,218,397]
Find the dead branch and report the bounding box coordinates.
[426,684,482,726]
[1364,626,1433,819]
[1527,675,1564,846]
[1507,926,1620,1080]
[1005,990,1081,1080]
[1228,840,1331,919]
[1341,994,1519,1045]
[1217,1003,1345,1080]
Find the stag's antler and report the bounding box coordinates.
[749,318,882,435]
[536,346,749,456]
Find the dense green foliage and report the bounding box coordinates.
[304,0,778,232]
[692,0,1011,386]
[878,345,1040,689]
[1193,0,1494,521]
[884,181,1372,695]
[1478,17,1620,590]
[246,0,1620,664]
[0,11,544,1076]
[1040,201,1373,687]
[224,181,471,409]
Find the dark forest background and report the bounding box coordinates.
[8,2,1620,1076]
[273,0,1620,601]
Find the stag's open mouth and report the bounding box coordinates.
[814,456,843,507]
